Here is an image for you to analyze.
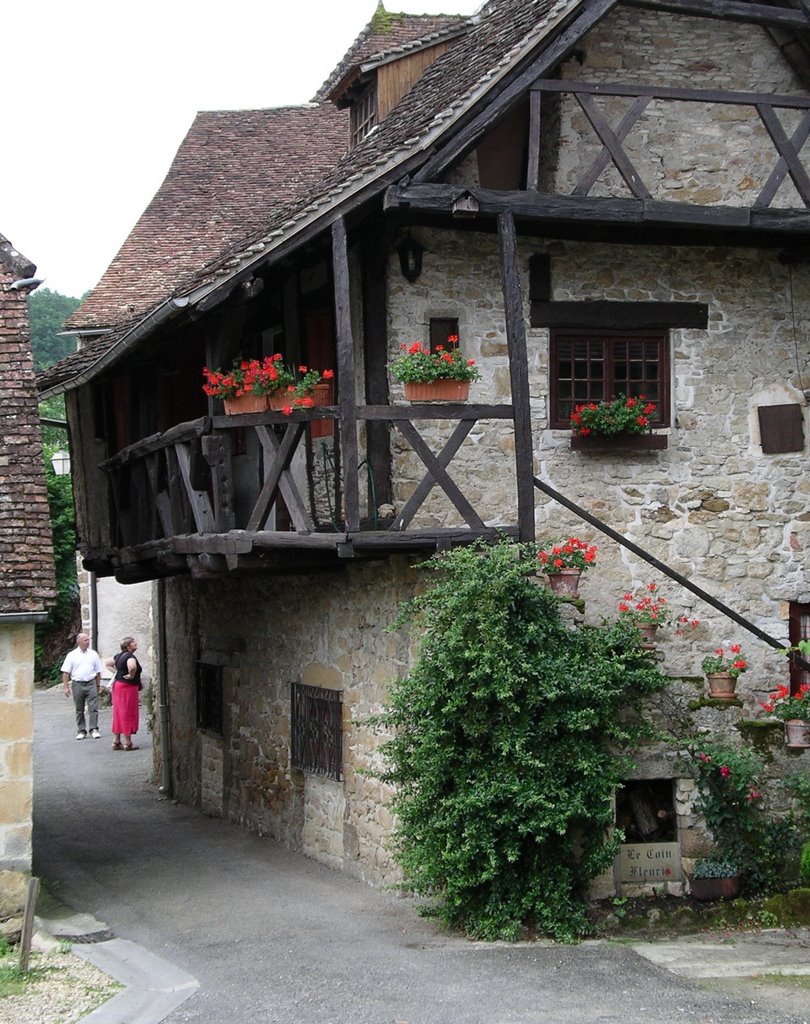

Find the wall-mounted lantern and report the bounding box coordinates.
[51,450,71,476]
[396,232,424,283]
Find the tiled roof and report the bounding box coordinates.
[314,7,471,103]
[0,234,57,614]
[66,103,348,330]
[41,0,574,392]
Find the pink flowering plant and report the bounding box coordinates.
[701,644,748,680]
[390,340,481,384]
[537,536,597,573]
[570,394,657,436]
[761,682,810,722]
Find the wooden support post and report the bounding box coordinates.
[332,217,361,532]
[527,86,542,191]
[497,211,535,544]
[18,876,40,972]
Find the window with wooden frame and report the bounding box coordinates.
[789,602,810,695]
[429,317,460,353]
[196,662,224,736]
[350,84,378,147]
[291,682,342,780]
[550,329,669,429]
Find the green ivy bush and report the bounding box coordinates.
[380,541,667,942]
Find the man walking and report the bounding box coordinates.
[61,633,103,739]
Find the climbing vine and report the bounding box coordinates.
[381,541,667,942]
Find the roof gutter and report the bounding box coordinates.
[0,611,51,624]
[39,296,190,399]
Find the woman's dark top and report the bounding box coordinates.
[114,651,142,688]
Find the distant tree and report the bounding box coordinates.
[29,287,84,682]
[28,288,83,371]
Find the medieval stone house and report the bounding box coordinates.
[39,0,810,893]
[1,235,56,932]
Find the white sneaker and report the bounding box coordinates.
[90,729,101,739]
[76,732,86,740]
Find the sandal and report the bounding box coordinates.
[111,742,122,750]
[122,744,139,751]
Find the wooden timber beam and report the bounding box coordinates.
[620,0,810,30]
[413,0,621,184]
[332,217,361,532]
[385,183,810,235]
[497,212,536,544]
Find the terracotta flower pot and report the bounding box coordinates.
[637,623,659,648]
[223,393,268,415]
[546,568,582,597]
[784,719,810,748]
[706,671,737,700]
[404,380,470,402]
[310,381,334,438]
[267,390,293,411]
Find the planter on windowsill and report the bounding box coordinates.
[223,393,268,415]
[570,432,667,451]
[404,380,470,402]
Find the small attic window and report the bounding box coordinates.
[351,83,378,146]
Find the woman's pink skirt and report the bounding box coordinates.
[112,681,140,735]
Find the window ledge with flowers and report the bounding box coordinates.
[569,395,667,451]
[202,356,334,416]
[389,340,480,402]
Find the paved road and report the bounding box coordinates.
[32,686,809,1024]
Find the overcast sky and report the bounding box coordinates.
[2,0,481,299]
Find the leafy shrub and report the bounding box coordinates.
[380,541,667,942]
[692,858,740,879]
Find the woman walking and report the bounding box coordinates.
[107,637,142,750]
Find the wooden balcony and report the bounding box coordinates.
[95,400,524,582]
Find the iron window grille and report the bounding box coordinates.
[550,329,669,429]
[291,682,343,780]
[196,662,224,735]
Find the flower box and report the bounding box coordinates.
[404,380,470,402]
[223,393,267,416]
[570,433,667,451]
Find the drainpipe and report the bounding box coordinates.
[89,572,98,651]
[157,578,173,797]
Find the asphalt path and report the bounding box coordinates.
[32,686,808,1024]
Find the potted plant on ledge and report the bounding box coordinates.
[701,644,747,700]
[569,394,666,451]
[389,340,480,402]
[686,742,765,900]
[202,356,333,415]
[536,536,597,597]
[760,683,810,748]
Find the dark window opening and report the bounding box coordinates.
[351,85,377,147]
[291,682,342,780]
[758,404,805,454]
[616,779,676,843]
[197,662,224,736]
[550,329,669,429]
[429,317,460,352]
[789,602,810,695]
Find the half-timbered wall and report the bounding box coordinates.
[554,9,805,206]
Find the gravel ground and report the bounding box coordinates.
[0,945,120,1024]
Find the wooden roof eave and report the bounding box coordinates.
[384,182,810,246]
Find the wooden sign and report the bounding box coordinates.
[619,843,682,883]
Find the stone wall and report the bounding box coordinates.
[162,558,419,886]
[0,624,34,933]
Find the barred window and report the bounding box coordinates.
[550,329,669,429]
[291,683,343,780]
[197,662,223,735]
